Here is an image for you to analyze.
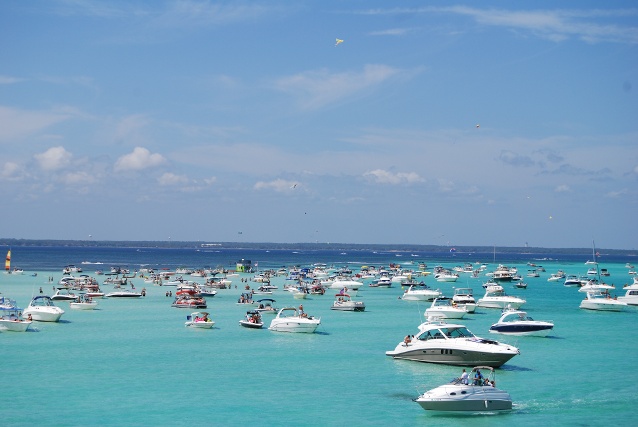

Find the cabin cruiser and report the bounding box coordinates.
[106,289,144,298]
[268,307,321,333]
[434,272,459,283]
[547,271,566,282]
[489,308,554,337]
[452,288,476,313]
[414,366,512,412]
[401,283,441,302]
[0,297,32,332]
[185,311,214,329]
[239,310,263,329]
[425,297,467,319]
[579,291,627,311]
[618,284,638,306]
[578,280,615,293]
[491,265,514,282]
[563,275,582,287]
[385,318,519,367]
[331,293,365,311]
[22,296,65,322]
[477,285,526,309]
[51,288,78,301]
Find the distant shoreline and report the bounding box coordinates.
[0,238,635,256]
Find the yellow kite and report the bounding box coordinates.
[335,38,344,46]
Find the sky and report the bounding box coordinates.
[0,1,636,249]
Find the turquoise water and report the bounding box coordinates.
[1,247,637,426]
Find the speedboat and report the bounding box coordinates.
[172,295,207,309]
[105,290,144,298]
[547,271,566,282]
[434,272,459,283]
[414,366,512,412]
[268,307,321,333]
[239,310,264,329]
[579,291,627,311]
[425,297,467,319]
[401,283,441,302]
[618,284,638,306]
[51,288,78,301]
[477,285,526,309]
[489,308,554,337]
[185,311,214,329]
[22,296,65,322]
[578,280,615,293]
[452,288,476,313]
[69,294,98,310]
[254,298,278,314]
[385,318,519,367]
[331,293,365,311]
[563,275,582,287]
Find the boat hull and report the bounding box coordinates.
[386,346,517,368]
[239,320,264,329]
[185,321,215,329]
[23,308,64,322]
[580,301,625,311]
[269,320,320,333]
[70,302,98,310]
[489,324,553,337]
[416,392,512,412]
[0,319,32,332]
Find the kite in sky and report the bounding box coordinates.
[335,38,344,46]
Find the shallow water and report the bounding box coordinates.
[1,246,637,426]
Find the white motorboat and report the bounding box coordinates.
[22,296,65,322]
[452,288,476,313]
[401,283,441,302]
[385,318,519,367]
[328,278,362,290]
[0,297,32,332]
[185,311,214,329]
[106,290,144,298]
[547,271,566,282]
[239,310,263,329]
[415,366,512,412]
[434,272,459,283]
[618,284,638,306]
[578,280,615,293]
[491,265,514,282]
[563,275,582,287]
[579,291,627,311]
[51,288,78,301]
[69,294,98,310]
[477,285,526,309]
[331,293,365,312]
[425,297,467,319]
[268,307,321,333]
[489,308,554,337]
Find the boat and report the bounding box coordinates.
[618,284,638,306]
[239,310,264,329]
[331,293,365,311]
[268,306,321,333]
[22,296,65,322]
[69,294,98,310]
[414,366,512,412]
[600,268,610,277]
[477,285,526,309]
[563,275,582,287]
[452,288,476,313]
[513,281,528,289]
[579,291,627,311]
[489,308,554,337]
[51,288,78,301]
[547,271,566,282]
[491,265,514,282]
[254,298,278,314]
[0,296,32,331]
[172,295,207,309]
[425,297,467,319]
[185,311,214,329]
[4,249,10,272]
[105,290,144,298]
[385,318,519,367]
[578,279,615,293]
[401,283,441,302]
[434,272,459,283]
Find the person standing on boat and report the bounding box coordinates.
[460,369,469,385]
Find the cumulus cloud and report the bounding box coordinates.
[60,171,96,185]
[158,172,189,186]
[254,179,298,192]
[1,162,25,181]
[114,147,166,172]
[555,184,571,192]
[34,146,73,171]
[363,169,424,184]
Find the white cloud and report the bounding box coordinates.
[61,171,96,185]
[158,172,189,186]
[605,189,628,198]
[275,64,405,110]
[0,106,72,142]
[114,147,166,172]
[555,184,571,192]
[0,75,24,84]
[254,178,298,192]
[363,169,424,184]
[1,162,25,181]
[34,146,73,171]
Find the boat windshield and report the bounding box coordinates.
[417,326,473,341]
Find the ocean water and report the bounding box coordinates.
[1,246,638,427]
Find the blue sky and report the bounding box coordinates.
[1,1,636,249]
